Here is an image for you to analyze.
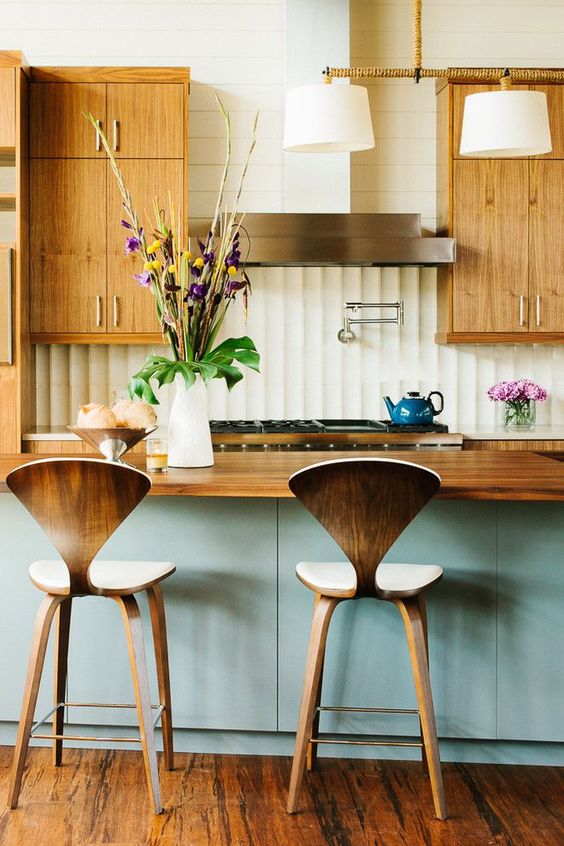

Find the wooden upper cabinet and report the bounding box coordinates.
[30,83,106,157]
[452,160,529,333]
[106,84,184,158]
[30,160,106,333]
[0,68,15,148]
[529,160,564,331]
[106,159,184,333]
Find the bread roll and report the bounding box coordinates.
[76,403,117,428]
[112,399,157,429]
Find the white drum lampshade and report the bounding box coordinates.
[460,90,552,157]
[283,83,375,153]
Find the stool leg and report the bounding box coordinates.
[115,595,162,814]
[52,597,72,767]
[147,585,174,771]
[417,593,429,777]
[306,593,324,773]
[9,594,65,809]
[394,597,447,821]
[287,595,340,814]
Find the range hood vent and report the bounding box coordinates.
[208,213,455,267]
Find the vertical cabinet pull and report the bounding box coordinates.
[95,120,102,152]
[113,295,119,327]
[96,295,102,327]
[536,295,541,327]
[519,295,525,327]
[113,120,120,151]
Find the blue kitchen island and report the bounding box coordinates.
[0,450,563,765]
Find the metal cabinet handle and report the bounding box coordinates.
[95,120,102,152]
[536,295,541,327]
[96,295,102,327]
[113,119,119,151]
[113,295,119,327]
[519,295,525,327]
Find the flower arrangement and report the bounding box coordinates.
[85,97,260,405]
[487,379,548,429]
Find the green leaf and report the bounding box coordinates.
[197,361,218,382]
[211,336,257,356]
[214,363,244,390]
[177,362,196,390]
[231,348,260,371]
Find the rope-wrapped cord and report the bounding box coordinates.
[412,0,422,70]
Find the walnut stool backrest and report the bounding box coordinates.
[7,458,151,596]
[289,458,440,598]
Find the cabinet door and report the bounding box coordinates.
[0,68,15,148]
[529,160,564,331]
[31,160,106,333]
[452,160,529,333]
[30,83,106,158]
[107,159,184,333]
[106,84,184,158]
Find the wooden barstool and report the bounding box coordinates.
[287,457,447,820]
[6,457,175,814]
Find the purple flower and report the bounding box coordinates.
[189,282,210,302]
[121,219,133,230]
[133,270,151,288]
[125,235,141,255]
[488,379,548,403]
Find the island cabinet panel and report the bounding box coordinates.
[452,160,529,333]
[30,83,106,158]
[106,159,184,333]
[497,502,564,741]
[278,500,497,740]
[0,496,278,732]
[106,83,184,158]
[30,159,107,334]
[528,160,564,332]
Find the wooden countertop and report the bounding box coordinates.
[1,450,564,500]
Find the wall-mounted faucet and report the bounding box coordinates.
[337,301,404,344]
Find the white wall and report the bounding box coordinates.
[4,0,564,427]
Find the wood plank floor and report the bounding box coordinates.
[0,747,562,845]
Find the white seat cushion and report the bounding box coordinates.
[29,559,176,596]
[296,560,443,599]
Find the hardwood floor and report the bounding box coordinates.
[0,747,562,845]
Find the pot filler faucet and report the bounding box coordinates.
[337,301,404,344]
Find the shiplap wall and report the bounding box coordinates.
[5,0,564,427]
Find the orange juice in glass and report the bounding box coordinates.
[146,438,168,473]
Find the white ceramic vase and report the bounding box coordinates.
[168,373,214,468]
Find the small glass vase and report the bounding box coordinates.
[503,399,536,431]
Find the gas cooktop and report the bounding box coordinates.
[209,419,449,434]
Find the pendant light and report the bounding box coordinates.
[283,81,374,153]
[284,0,562,159]
[459,77,552,157]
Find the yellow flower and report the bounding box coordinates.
[194,257,204,268]
[146,240,161,255]
[168,264,176,274]
[151,259,162,270]
[183,250,193,261]
[143,261,153,271]
[227,265,238,276]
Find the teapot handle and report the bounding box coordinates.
[427,391,444,415]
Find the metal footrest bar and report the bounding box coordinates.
[311,737,423,748]
[30,700,165,740]
[318,706,419,715]
[32,733,142,743]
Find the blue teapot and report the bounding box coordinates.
[383,391,444,425]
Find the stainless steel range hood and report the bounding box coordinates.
[198,213,455,267]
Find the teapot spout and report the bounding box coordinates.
[383,396,395,417]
